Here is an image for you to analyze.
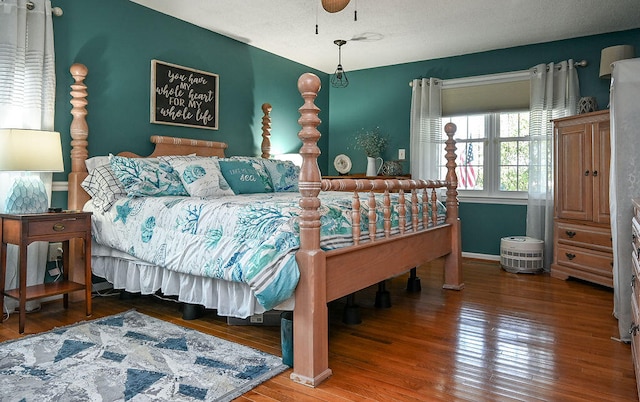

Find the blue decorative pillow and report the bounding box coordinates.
[228,156,274,192]
[109,156,188,197]
[169,158,234,197]
[218,160,272,194]
[261,159,299,192]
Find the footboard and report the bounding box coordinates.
[292,73,463,386]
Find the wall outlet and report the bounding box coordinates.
[398,149,406,160]
[48,242,63,262]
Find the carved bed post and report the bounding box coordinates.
[443,122,464,290]
[68,63,90,302]
[261,103,272,159]
[291,73,332,386]
[68,63,90,211]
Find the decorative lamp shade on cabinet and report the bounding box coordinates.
[0,129,64,213]
[599,45,635,78]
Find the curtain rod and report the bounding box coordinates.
[410,59,588,87]
[26,1,63,16]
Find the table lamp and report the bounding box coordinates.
[0,129,64,214]
[599,45,635,79]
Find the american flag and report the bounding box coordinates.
[459,143,477,189]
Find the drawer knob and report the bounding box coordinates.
[565,253,576,260]
[630,323,640,336]
[584,170,590,176]
[593,170,598,177]
[52,223,65,232]
[565,230,576,238]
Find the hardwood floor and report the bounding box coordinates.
[0,258,636,401]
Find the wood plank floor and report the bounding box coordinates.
[0,258,636,401]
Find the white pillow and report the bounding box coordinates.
[169,158,234,197]
[84,155,111,173]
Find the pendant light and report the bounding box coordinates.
[331,39,349,88]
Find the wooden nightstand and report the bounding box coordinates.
[0,211,92,333]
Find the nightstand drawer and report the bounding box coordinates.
[27,216,90,236]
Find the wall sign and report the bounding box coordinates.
[151,60,219,130]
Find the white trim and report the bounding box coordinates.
[52,181,68,192]
[458,195,528,206]
[463,251,500,261]
[442,70,529,89]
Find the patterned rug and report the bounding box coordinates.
[0,310,287,401]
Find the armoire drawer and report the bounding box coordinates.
[555,222,612,252]
[555,244,613,278]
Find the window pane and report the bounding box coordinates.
[498,112,530,193]
[499,112,529,138]
[457,141,483,190]
[447,115,486,141]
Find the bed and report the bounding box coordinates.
[66,63,463,387]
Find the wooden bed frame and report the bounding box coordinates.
[66,63,463,387]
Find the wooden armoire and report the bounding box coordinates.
[551,110,612,287]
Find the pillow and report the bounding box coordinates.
[228,156,274,192]
[109,156,188,197]
[261,159,299,192]
[218,160,272,194]
[169,158,234,197]
[80,164,127,212]
[85,155,111,173]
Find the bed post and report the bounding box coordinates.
[67,63,90,302]
[68,63,90,211]
[261,103,272,159]
[291,73,332,386]
[443,122,464,290]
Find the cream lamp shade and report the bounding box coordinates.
[0,129,64,213]
[0,129,64,172]
[599,45,635,78]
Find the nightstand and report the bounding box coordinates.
[0,211,92,333]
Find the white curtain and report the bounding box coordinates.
[609,58,640,342]
[527,60,579,270]
[409,78,442,180]
[0,0,56,312]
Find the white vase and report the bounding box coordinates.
[366,156,383,177]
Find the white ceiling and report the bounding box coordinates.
[130,0,640,73]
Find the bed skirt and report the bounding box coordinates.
[91,243,294,318]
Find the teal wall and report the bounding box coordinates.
[48,2,640,256]
[325,28,640,255]
[51,0,329,183]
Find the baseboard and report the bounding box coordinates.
[462,252,500,262]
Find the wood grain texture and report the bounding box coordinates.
[0,258,634,401]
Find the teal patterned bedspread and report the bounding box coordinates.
[92,192,446,310]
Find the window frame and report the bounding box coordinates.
[442,110,530,203]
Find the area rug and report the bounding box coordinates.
[0,310,287,401]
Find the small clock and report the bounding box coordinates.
[333,154,352,175]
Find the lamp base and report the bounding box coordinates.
[5,176,49,214]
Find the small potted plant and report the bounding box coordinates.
[354,127,388,176]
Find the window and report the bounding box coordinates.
[439,111,530,198]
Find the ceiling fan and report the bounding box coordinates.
[321,0,351,13]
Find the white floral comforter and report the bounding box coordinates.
[91,192,446,310]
